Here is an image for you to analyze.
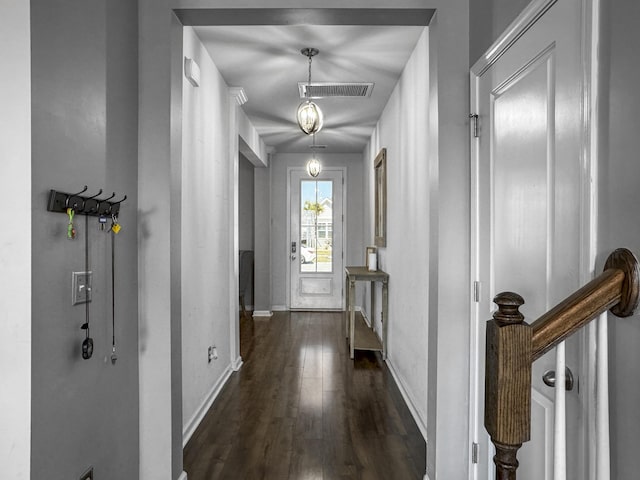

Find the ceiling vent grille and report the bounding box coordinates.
[299,82,374,99]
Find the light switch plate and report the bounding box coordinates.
[72,271,92,305]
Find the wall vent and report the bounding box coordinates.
[298,82,374,98]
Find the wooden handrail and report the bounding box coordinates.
[531,248,639,360]
[484,248,640,480]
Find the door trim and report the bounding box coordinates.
[468,0,599,478]
[472,0,558,77]
[285,166,347,310]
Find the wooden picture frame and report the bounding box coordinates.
[374,148,387,247]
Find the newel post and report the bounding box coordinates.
[485,292,532,480]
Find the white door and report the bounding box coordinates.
[470,1,590,479]
[289,168,344,310]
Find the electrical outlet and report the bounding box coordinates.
[79,466,93,480]
[72,271,92,305]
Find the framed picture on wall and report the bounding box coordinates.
[374,148,387,247]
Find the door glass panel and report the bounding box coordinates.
[300,180,333,273]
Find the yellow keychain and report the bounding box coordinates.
[110,213,122,234]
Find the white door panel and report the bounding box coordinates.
[290,169,344,310]
[471,1,587,479]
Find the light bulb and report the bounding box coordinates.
[297,100,323,135]
[306,157,321,177]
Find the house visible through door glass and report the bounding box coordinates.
[300,180,333,273]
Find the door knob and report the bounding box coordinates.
[291,254,296,261]
[542,366,574,391]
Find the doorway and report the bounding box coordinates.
[289,168,344,310]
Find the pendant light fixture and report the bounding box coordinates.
[306,134,322,178]
[297,48,324,135]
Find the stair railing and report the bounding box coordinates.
[484,248,640,480]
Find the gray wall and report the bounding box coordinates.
[599,1,640,478]
[30,0,139,478]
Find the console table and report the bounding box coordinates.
[344,266,389,359]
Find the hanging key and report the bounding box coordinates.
[98,215,108,231]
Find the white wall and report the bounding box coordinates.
[0,2,31,479]
[365,27,431,431]
[270,153,364,309]
[253,166,272,312]
[238,108,268,167]
[181,26,234,436]
[239,154,255,252]
[239,154,255,306]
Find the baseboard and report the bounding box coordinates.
[232,355,243,371]
[386,357,428,440]
[271,305,287,311]
[252,310,273,317]
[177,472,188,480]
[182,364,234,447]
[358,306,383,336]
[357,306,370,326]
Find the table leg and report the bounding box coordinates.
[370,280,375,331]
[382,278,388,359]
[345,273,349,338]
[349,278,356,359]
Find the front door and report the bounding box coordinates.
[289,168,344,310]
[470,1,590,479]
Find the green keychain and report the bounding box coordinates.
[66,208,76,239]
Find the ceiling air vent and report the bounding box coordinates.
[298,82,375,99]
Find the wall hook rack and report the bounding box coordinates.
[47,187,126,217]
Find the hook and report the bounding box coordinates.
[100,192,116,202]
[79,188,104,213]
[95,192,115,215]
[65,185,88,209]
[105,194,126,215]
[112,195,127,206]
[86,188,103,200]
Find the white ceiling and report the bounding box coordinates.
[193,24,427,154]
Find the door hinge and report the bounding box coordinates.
[472,442,479,464]
[469,113,479,138]
[473,281,481,302]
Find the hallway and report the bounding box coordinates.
[184,311,426,479]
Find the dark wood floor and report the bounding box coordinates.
[183,311,426,480]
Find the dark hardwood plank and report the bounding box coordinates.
[183,311,426,479]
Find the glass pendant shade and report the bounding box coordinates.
[297,100,323,135]
[306,156,321,177]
